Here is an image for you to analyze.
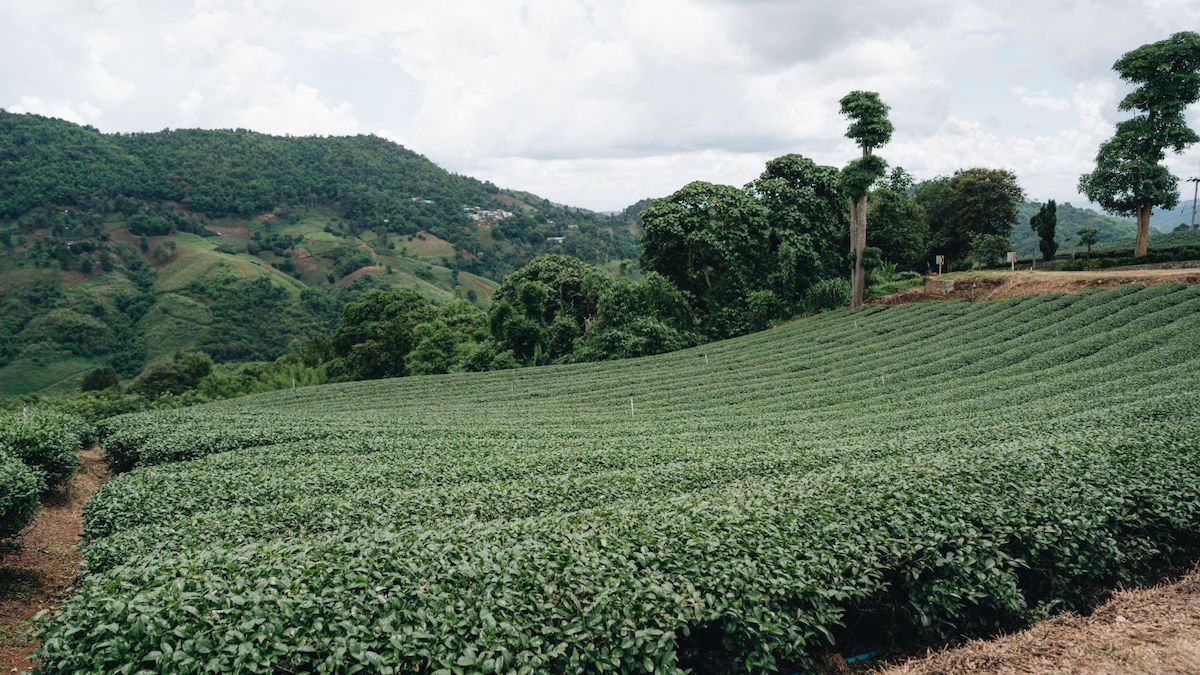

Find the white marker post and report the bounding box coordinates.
[629,395,635,419]
[1007,251,1016,272]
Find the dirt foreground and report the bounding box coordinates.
[880,268,1200,304]
[0,450,107,672]
[878,565,1200,675]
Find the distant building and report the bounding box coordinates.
[546,236,565,244]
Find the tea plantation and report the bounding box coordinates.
[39,284,1200,672]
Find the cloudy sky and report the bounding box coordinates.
[2,0,1199,211]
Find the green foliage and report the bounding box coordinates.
[917,168,1025,265]
[129,352,214,398]
[0,453,41,539]
[330,289,438,379]
[747,154,849,305]
[803,278,851,312]
[640,182,766,319]
[0,410,88,490]
[868,170,928,270]
[1030,200,1058,261]
[80,367,119,392]
[405,320,462,375]
[488,254,604,363]
[838,90,894,153]
[968,232,1013,267]
[570,272,699,362]
[1076,228,1100,258]
[1080,32,1200,219]
[1011,201,1132,256]
[1079,131,1181,217]
[38,285,1200,672]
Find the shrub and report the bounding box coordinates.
[80,366,120,392]
[0,411,87,490]
[804,278,851,312]
[0,453,41,539]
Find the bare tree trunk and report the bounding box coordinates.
[851,194,867,308]
[1134,204,1150,258]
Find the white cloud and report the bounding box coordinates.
[7,96,102,125]
[236,82,359,136]
[1012,86,1071,112]
[0,0,1197,209]
[178,90,204,117]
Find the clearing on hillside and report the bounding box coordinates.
[41,284,1200,672]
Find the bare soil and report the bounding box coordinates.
[879,268,1200,304]
[0,451,107,672]
[876,565,1200,675]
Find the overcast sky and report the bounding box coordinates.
[3,0,1199,211]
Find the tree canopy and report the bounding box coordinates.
[1030,200,1058,261]
[1079,31,1200,256]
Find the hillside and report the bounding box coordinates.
[1013,201,1134,256]
[1150,200,1200,232]
[0,111,639,394]
[41,284,1200,671]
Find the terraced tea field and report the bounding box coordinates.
[43,284,1200,672]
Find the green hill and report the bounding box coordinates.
[0,111,638,394]
[1013,201,1134,256]
[1149,201,1199,232]
[46,283,1200,671]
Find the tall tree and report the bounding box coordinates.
[746,154,848,309]
[838,91,893,308]
[868,167,928,270]
[639,181,768,336]
[1030,199,1058,262]
[1079,32,1200,257]
[917,168,1024,264]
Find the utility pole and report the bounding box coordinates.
[1189,172,1199,230]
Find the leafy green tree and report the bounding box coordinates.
[1079,32,1200,257]
[746,154,848,308]
[489,255,606,364]
[1076,227,1099,262]
[867,167,928,270]
[968,233,1012,267]
[330,289,437,379]
[80,366,119,392]
[839,91,893,308]
[405,320,462,375]
[1030,200,1058,262]
[917,169,1025,265]
[129,351,213,398]
[570,272,699,362]
[639,181,769,337]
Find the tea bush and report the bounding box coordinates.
[37,284,1200,672]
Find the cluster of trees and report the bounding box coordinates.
[640,155,849,336]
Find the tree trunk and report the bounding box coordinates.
[851,194,867,308]
[1134,204,1150,258]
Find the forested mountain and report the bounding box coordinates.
[1012,201,1135,256]
[1149,201,1199,231]
[0,111,638,395]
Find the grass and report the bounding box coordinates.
[0,355,100,396]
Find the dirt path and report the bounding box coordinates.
[880,268,1200,304]
[877,565,1200,675]
[0,450,107,672]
